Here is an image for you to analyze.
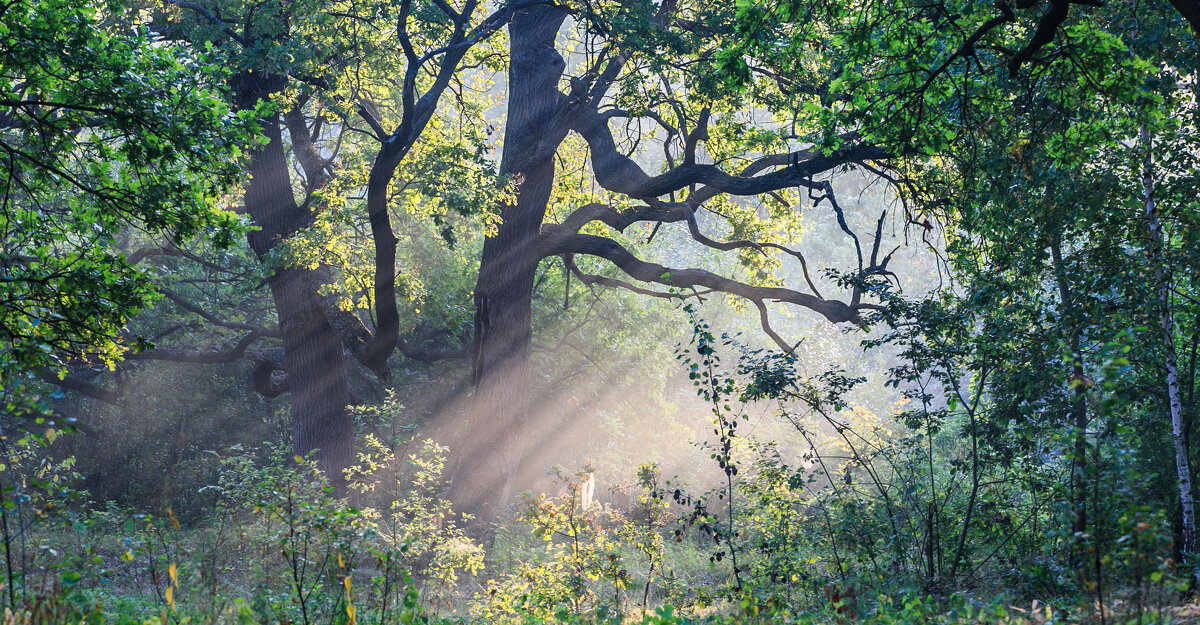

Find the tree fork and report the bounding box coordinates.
[449,4,570,533]
[238,74,356,484]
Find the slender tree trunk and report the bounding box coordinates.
[948,404,980,581]
[448,6,570,532]
[1185,326,1197,471]
[363,151,403,377]
[1051,239,1089,566]
[1142,125,1196,564]
[237,74,356,483]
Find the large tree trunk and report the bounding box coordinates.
[448,6,570,532]
[238,74,357,483]
[268,266,356,482]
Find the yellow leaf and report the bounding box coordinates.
[44,428,57,444]
[165,585,175,612]
[337,553,345,569]
[344,575,356,625]
[168,562,177,586]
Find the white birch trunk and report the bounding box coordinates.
[1143,124,1196,563]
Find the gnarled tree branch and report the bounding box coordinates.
[37,370,121,404]
[539,226,861,327]
[128,328,273,363]
[570,106,890,199]
[554,201,824,298]
[160,288,278,335]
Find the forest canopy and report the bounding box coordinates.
[2,0,1200,622]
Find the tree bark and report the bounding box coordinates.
[237,73,356,483]
[1143,125,1196,565]
[448,5,570,532]
[267,266,356,483]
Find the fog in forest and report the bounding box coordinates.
[6,0,1200,621]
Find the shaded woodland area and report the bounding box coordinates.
[5,0,1200,621]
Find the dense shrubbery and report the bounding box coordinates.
[0,317,1193,624]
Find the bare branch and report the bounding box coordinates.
[810,180,863,271]
[571,106,890,199]
[540,227,861,325]
[160,288,277,334]
[754,300,796,354]
[164,0,250,46]
[682,107,709,166]
[913,5,1014,92]
[356,101,388,140]
[431,0,460,20]
[1008,0,1102,77]
[37,370,120,404]
[553,201,825,298]
[129,328,272,363]
[283,100,329,192]
[397,326,467,363]
[563,254,693,300]
[125,246,173,266]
